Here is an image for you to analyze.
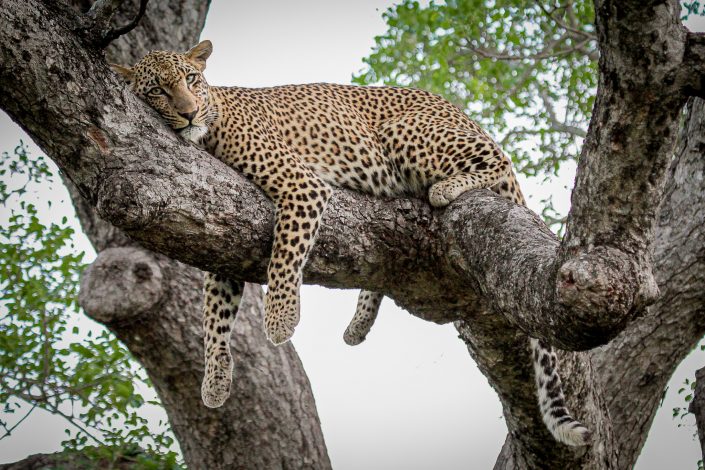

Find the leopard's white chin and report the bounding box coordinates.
[179,125,208,144]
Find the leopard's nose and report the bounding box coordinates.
[179,109,198,122]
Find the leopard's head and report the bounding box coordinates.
[111,40,215,143]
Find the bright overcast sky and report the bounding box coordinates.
[1,2,705,469]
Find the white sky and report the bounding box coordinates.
[1,1,705,469]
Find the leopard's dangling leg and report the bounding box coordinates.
[201,273,244,408]
[263,175,332,345]
[531,338,591,446]
[344,290,383,345]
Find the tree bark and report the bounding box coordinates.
[2,0,705,469]
[483,96,705,469]
[80,254,329,469]
[592,96,705,468]
[25,1,331,468]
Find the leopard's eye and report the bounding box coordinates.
[148,87,165,96]
[185,74,198,85]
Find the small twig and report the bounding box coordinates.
[537,1,596,41]
[0,404,37,440]
[539,89,588,138]
[52,407,106,445]
[40,308,51,383]
[99,0,149,47]
[88,0,149,49]
[463,37,592,62]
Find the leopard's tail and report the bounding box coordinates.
[531,338,591,446]
[343,290,383,345]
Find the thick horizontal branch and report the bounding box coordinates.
[0,0,663,350]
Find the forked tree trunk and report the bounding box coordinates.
[1,1,705,469]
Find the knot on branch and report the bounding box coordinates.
[79,247,164,323]
[556,247,659,340]
[96,174,166,230]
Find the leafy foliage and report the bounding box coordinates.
[0,143,182,469]
[673,376,697,422]
[682,1,705,21]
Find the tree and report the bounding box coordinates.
[0,1,704,469]
[1,1,329,469]
[356,2,705,466]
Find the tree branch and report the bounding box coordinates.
[463,37,592,62]
[97,0,148,48]
[86,0,149,48]
[591,97,705,467]
[457,313,615,469]
[0,405,36,441]
[79,246,165,323]
[557,0,691,321]
[537,1,596,41]
[86,0,122,31]
[539,89,588,138]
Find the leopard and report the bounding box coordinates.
[110,40,591,447]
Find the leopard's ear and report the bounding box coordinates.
[185,40,212,72]
[110,64,135,85]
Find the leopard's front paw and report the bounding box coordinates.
[264,290,300,345]
[201,350,233,408]
[428,183,451,207]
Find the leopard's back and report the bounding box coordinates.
[206,83,518,201]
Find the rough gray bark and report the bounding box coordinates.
[593,97,705,468]
[14,1,332,469]
[484,96,705,469]
[456,1,705,467]
[2,0,705,469]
